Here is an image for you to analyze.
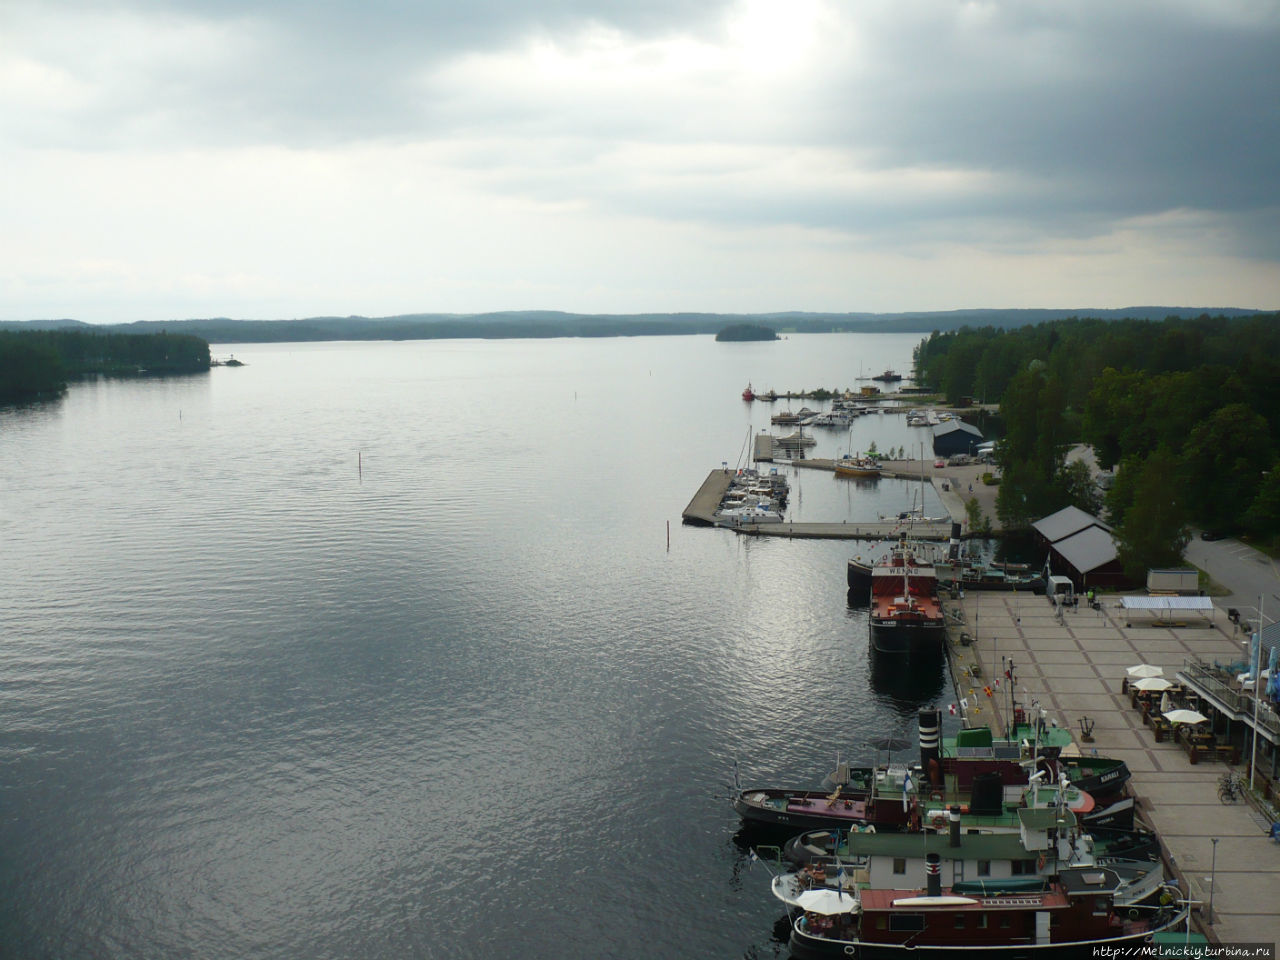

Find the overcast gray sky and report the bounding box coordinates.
[3,0,1278,322]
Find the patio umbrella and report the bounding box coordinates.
[867,736,912,765]
[1132,677,1172,692]
[1126,664,1164,679]
[796,888,858,915]
[1160,693,1171,715]
[867,736,912,751]
[1163,709,1209,725]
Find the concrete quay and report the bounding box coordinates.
[944,591,1280,946]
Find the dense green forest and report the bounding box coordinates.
[914,313,1280,571]
[0,330,210,403]
[715,323,779,342]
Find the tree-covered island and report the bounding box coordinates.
[0,330,211,404]
[715,323,779,342]
[913,312,1280,572]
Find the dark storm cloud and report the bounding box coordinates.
[819,4,1280,221]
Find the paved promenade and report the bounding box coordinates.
[945,591,1279,946]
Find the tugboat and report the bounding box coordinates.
[773,804,1167,910]
[784,864,1186,959]
[742,382,755,401]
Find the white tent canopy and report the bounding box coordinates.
[1119,597,1213,611]
[1119,595,1214,626]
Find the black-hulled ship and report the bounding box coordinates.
[867,537,945,654]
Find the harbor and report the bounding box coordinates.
[696,401,1280,952]
[734,551,1280,953]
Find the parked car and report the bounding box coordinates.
[933,458,946,468]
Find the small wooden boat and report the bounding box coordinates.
[834,455,881,478]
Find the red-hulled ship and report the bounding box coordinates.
[787,863,1186,959]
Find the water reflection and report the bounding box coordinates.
[867,643,947,707]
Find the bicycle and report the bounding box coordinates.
[1218,771,1243,804]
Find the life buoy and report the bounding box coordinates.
[931,814,947,830]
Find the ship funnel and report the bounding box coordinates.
[918,708,941,786]
[948,806,961,847]
[925,853,941,898]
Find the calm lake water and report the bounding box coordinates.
[0,333,962,959]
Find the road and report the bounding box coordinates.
[1184,534,1280,632]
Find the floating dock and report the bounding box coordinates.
[681,469,735,526]
[680,468,953,539]
[722,519,952,539]
[753,433,775,462]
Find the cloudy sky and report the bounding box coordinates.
[3,0,1278,322]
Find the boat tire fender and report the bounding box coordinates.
[844,947,858,957]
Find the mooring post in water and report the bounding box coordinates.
[667,520,670,551]
[358,451,362,481]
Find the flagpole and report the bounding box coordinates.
[1249,595,1264,791]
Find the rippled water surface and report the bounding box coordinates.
[0,334,959,959]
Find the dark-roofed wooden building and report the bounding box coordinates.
[931,420,984,457]
[1032,505,1131,590]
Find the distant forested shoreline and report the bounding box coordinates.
[0,306,1263,344]
[0,330,210,403]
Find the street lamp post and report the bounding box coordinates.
[1208,837,1219,923]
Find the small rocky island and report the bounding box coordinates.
[715,323,779,342]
